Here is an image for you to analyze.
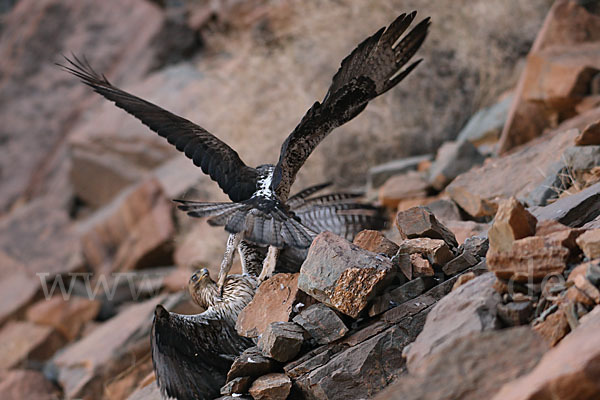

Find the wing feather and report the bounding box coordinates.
[271,13,430,199]
[59,55,258,202]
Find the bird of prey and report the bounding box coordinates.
[61,11,430,292]
[152,183,387,400]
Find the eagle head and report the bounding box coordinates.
[188,268,219,309]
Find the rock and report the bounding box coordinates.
[563,145,600,172]
[227,347,275,383]
[257,322,304,362]
[248,373,291,400]
[396,206,458,248]
[398,238,454,266]
[25,295,100,341]
[488,197,537,253]
[544,227,584,253]
[535,219,572,236]
[220,376,252,396]
[78,178,175,274]
[236,273,312,338]
[353,230,399,257]
[288,275,461,400]
[410,254,435,277]
[445,221,490,245]
[447,126,581,217]
[524,161,568,207]
[568,263,600,304]
[367,155,433,189]
[487,236,569,282]
[293,304,348,345]
[368,277,436,317]
[0,369,60,400]
[0,321,64,370]
[428,140,485,190]
[103,356,153,400]
[442,250,478,276]
[575,120,600,146]
[461,236,490,259]
[298,232,396,318]
[532,309,570,346]
[0,0,172,213]
[406,273,501,373]
[456,94,513,147]
[373,327,547,400]
[451,272,476,291]
[531,181,600,227]
[0,199,82,278]
[51,294,175,399]
[0,251,39,326]
[378,171,429,209]
[497,301,534,326]
[493,307,600,400]
[576,228,600,259]
[126,382,163,400]
[424,199,462,225]
[498,0,600,153]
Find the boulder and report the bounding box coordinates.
[575,120,600,146]
[487,236,569,282]
[26,295,100,341]
[576,228,600,259]
[298,232,396,318]
[406,273,501,373]
[227,347,275,383]
[378,171,429,209]
[396,206,458,248]
[353,230,399,257]
[257,322,305,362]
[374,327,547,400]
[248,373,292,400]
[488,197,537,253]
[293,304,349,345]
[493,307,600,400]
[428,140,485,190]
[0,369,60,400]
[78,178,175,274]
[236,273,313,338]
[0,321,64,370]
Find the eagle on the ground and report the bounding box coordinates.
[60,11,429,291]
[152,183,386,400]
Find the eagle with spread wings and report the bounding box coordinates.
[61,11,430,291]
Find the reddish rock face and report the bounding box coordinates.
[257,322,305,362]
[26,295,100,341]
[575,121,600,146]
[398,237,454,266]
[0,321,64,370]
[488,197,537,253]
[353,230,399,257]
[248,373,292,400]
[498,0,600,153]
[532,309,570,346]
[576,228,600,259]
[0,369,60,400]
[236,273,313,338]
[79,178,175,274]
[396,206,458,248]
[493,307,600,400]
[487,236,570,282]
[378,171,429,209]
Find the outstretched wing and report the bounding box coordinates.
[271,12,430,199]
[151,305,253,400]
[59,56,259,203]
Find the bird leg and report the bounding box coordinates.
[257,245,280,282]
[217,232,242,295]
[237,240,265,277]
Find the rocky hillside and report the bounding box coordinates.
[3,0,600,399]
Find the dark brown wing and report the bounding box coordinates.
[151,305,253,400]
[271,12,430,199]
[59,55,258,203]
